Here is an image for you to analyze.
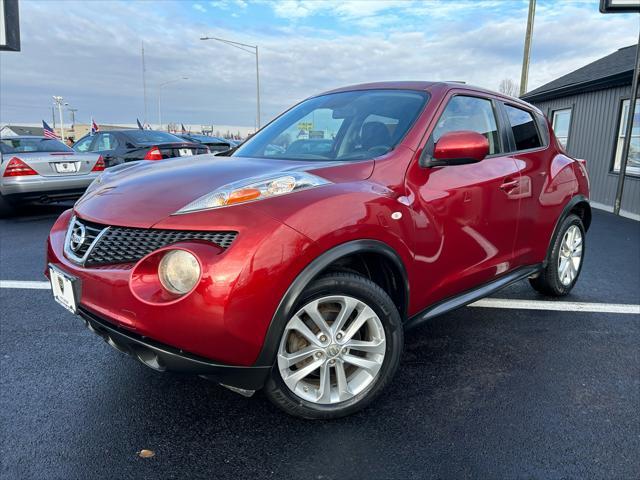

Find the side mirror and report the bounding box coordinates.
[421,130,489,167]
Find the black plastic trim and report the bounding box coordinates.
[77,307,270,390]
[405,264,543,330]
[254,239,408,366]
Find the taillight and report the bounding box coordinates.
[3,157,38,177]
[91,155,105,172]
[144,146,163,161]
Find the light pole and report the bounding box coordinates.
[52,96,65,139]
[65,103,78,135]
[158,77,188,131]
[200,36,261,129]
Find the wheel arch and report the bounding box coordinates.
[544,194,590,266]
[253,239,409,366]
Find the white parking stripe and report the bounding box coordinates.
[0,280,51,290]
[0,280,639,314]
[470,298,640,315]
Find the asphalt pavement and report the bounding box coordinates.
[1,205,638,480]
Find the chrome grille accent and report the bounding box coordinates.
[65,217,237,267]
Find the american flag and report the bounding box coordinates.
[42,120,59,139]
[91,118,100,135]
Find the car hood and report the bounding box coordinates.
[74,154,373,228]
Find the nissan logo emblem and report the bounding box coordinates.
[70,223,86,252]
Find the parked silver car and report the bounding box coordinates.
[0,136,103,216]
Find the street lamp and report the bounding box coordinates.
[158,77,189,131]
[52,96,65,139]
[200,36,261,129]
[65,103,78,134]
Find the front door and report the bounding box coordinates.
[407,94,522,307]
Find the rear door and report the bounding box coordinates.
[89,132,121,165]
[408,92,522,305]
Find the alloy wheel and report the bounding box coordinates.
[557,225,583,286]
[277,295,386,405]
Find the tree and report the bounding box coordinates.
[498,78,519,97]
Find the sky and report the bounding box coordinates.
[0,0,637,129]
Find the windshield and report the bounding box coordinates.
[234,89,428,161]
[124,130,185,144]
[0,137,72,153]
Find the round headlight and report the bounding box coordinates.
[158,250,201,295]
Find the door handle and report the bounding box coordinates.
[500,179,519,192]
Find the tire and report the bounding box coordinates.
[0,194,15,218]
[529,214,585,296]
[264,272,404,419]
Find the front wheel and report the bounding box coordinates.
[264,272,404,419]
[530,214,585,296]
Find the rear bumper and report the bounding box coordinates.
[1,173,98,200]
[78,306,271,390]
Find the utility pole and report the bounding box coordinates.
[519,0,536,96]
[142,41,148,125]
[51,106,56,129]
[52,96,65,139]
[67,107,77,133]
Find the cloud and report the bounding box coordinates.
[193,3,207,13]
[0,0,636,128]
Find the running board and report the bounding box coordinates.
[405,264,542,330]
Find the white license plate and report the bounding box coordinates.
[49,266,78,313]
[179,148,194,156]
[55,162,78,173]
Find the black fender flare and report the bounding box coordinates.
[544,194,591,266]
[253,239,408,366]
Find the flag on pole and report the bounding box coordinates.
[181,123,187,134]
[91,118,100,135]
[42,120,59,139]
[137,118,144,130]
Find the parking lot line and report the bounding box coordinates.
[0,280,51,290]
[470,298,640,314]
[1,279,639,315]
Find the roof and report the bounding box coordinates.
[0,125,45,136]
[521,44,637,102]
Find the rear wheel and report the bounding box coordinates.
[530,214,585,296]
[264,272,403,419]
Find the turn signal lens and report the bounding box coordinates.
[3,157,37,177]
[91,155,105,172]
[158,250,201,295]
[227,188,261,205]
[144,146,163,161]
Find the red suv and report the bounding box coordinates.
[46,82,590,419]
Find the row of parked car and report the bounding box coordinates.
[0,130,239,216]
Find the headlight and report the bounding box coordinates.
[158,250,201,295]
[174,172,330,214]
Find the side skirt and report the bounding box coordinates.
[405,264,543,330]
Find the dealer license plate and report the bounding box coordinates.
[179,148,193,156]
[54,162,78,173]
[49,266,78,313]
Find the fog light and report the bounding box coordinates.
[158,250,201,295]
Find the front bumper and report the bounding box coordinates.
[47,207,319,369]
[78,306,270,390]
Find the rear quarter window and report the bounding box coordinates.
[504,105,543,151]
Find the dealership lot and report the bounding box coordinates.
[0,206,638,479]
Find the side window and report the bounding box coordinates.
[92,133,119,152]
[505,105,542,151]
[72,136,93,152]
[432,96,500,154]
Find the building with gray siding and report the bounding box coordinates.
[521,45,639,220]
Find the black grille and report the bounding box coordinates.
[72,223,103,258]
[73,219,237,266]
